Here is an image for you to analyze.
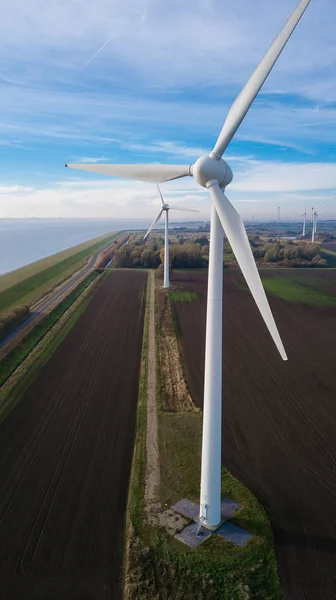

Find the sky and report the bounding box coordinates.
[0,0,336,221]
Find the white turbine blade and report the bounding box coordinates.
[208,182,287,361]
[65,163,191,184]
[169,206,200,212]
[144,209,164,239]
[157,184,164,205]
[315,204,329,214]
[211,0,311,158]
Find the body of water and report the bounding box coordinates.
[0,219,156,276]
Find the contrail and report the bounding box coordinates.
[85,28,122,66]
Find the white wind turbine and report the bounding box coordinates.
[312,205,328,242]
[66,0,311,527]
[300,207,307,237]
[143,185,199,289]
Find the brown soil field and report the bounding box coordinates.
[171,269,336,600]
[0,271,147,599]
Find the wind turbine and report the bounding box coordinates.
[277,206,280,223]
[300,207,307,237]
[66,0,311,527]
[143,185,199,289]
[312,205,328,242]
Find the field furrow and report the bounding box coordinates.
[0,271,147,599]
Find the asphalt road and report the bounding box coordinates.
[0,235,125,352]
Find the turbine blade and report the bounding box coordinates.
[157,184,164,205]
[65,163,191,184]
[208,182,287,361]
[144,209,164,239]
[211,0,311,158]
[315,204,329,214]
[169,206,200,212]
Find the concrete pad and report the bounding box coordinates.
[175,523,212,548]
[158,509,188,536]
[171,498,199,520]
[221,497,241,519]
[216,521,252,547]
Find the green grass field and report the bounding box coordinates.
[155,412,283,599]
[0,231,120,313]
[169,291,197,302]
[262,275,336,306]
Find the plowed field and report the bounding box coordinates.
[0,271,147,599]
[171,270,336,600]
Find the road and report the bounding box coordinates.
[0,234,127,352]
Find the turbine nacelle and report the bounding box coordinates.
[192,155,233,189]
[162,203,170,210]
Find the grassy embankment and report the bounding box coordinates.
[320,246,336,267]
[0,231,121,313]
[126,278,283,600]
[0,272,99,388]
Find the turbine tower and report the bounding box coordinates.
[312,205,328,243]
[66,0,311,528]
[300,208,306,237]
[277,206,280,223]
[143,185,199,289]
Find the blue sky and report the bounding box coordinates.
[0,0,336,220]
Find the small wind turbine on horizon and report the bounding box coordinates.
[312,205,328,242]
[277,206,280,223]
[143,185,199,289]
[300,207,307,237]
[66,0,312,528]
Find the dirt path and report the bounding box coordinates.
[144,271,161,522]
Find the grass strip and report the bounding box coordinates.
[125,273,283,600]
[0,272,98,387]
[169,291,197,302]
[128,274,150,533]
[156,412,283,599]
[262,275,336,306]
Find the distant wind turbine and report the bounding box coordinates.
[143,185,199,289]
[67,0,311,528]
[312,205,328,242]
[300,207,307,237]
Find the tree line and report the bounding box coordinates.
[113,233,328,270]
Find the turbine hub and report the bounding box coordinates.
[162,203,169,210]
[192,155,233,189]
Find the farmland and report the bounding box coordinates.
[0,270,146,599]
[171,269,336,600]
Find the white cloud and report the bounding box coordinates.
[232,161,336,193]
[0,0,335,222]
